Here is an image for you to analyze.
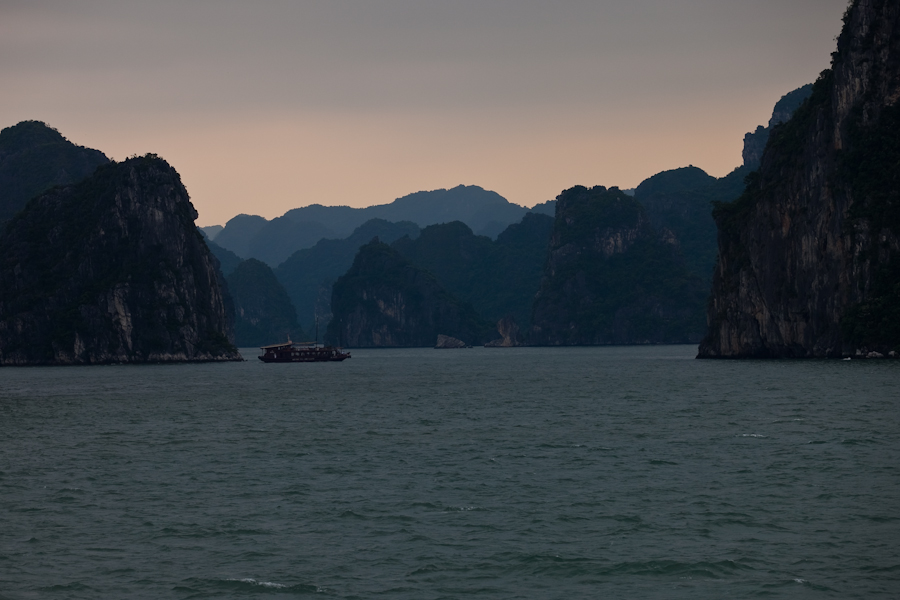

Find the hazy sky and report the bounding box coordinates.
[2,0,848,225]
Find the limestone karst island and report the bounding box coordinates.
[0,0,898,363]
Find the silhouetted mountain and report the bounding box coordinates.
[200,225,223,240]
[531,186,708,345]
[700,0,900,358]
[0,121,109,222]
[275,219,420,330]
[392,212,554,328]
[246,216,336,267]
[226,259,304,347]
[213,214,268,258]
[0,155,240,364]
[285,185,529,238]
[634,165,751,283]
[213,185,531,263]
[742,84,814,168]
[326,240,495,347]
[529,200,556,216]
[206,239,242,277]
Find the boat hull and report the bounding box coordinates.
[258,355,350,363]
[257,342,351,363]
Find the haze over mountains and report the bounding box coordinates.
[0,76,812,351]
[205,185,554,268]
[5,9,890,357]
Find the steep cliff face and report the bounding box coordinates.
[699,0,900,358]
[327,240,494,347]
[0,155,241,364]
[531,186,707,345]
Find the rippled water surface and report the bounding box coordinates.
[1,346,899,599]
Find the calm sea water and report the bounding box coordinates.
[1,346,898,599]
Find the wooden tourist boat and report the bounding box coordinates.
[258,341,351,363]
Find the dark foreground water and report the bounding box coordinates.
[1,346,899,599]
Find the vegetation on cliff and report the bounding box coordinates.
[838,101,900,351]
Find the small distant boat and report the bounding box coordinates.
[258,341,350,363]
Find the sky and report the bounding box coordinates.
[1,0,849,226]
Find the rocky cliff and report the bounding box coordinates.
[0,155,241,364]
[326,240,495,347]
[699,0,900,358]
[741,85,814,169]
[484,316,523,347]
[531,186,708,345]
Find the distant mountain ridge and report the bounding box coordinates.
[275,219,421,330]
[212,185,533,266]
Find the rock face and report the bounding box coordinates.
[0,121,109,223]
[699,0,900,358]
[226,258,304,347]
[484,316,522,347]
[435,334,467,349]
[0,155,241,364]
[326,240,495,347]
[531,186,708,345]
[742,85,814,168]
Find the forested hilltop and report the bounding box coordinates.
[0,121,109,223]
